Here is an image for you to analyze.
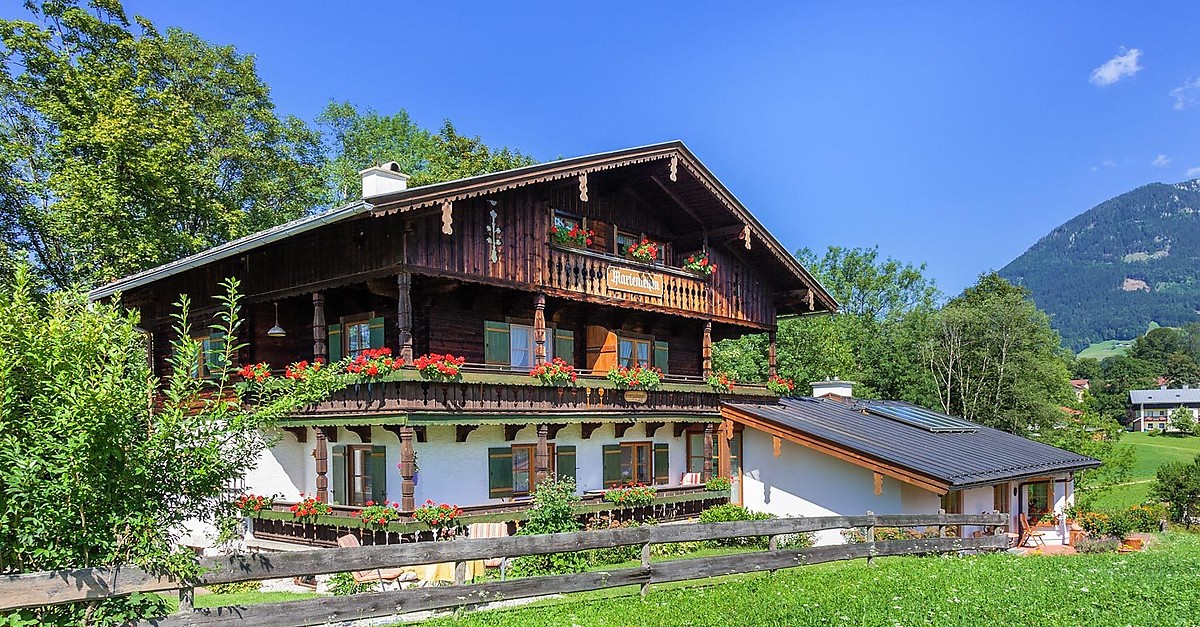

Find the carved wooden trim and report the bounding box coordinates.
[456,424,479,443]
[545,423,567,440]
[383,424,425,443]
[669,154,678,182]
[581,422,603,439]
[645,421,665,437]
[282,426,308,443]
[504,424,526,442]
[740,224,751,250]
[673,423,690,438]
[578,173,589,202]
[441,200,454,235]
[346,425,372,443]
[317,426,338,443]
[614,422,633,439]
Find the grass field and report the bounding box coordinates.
[1077,339,1132,360]
[421,533,1200,627]
[1088,431,1200,509]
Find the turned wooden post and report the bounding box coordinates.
[312,293,327,362]
[396,271,414,363]
[534,424,550,487]
[701,321,713,378]
[313,427,329,503]
[768,330,777,378]
[533,292,547,365]
[399,427,416,511]
[866,510,877,567]
[702,423,715,481]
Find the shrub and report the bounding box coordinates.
[705,476,732,492]
[508,478,587,577]
[842,526,938,544]
[328,572,378,595]
[208,581,262,595]
[698,504,775,548]
[1075,537,1121,554]
[1125,503,1167,533]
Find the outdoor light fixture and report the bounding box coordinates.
[267,302,286,337]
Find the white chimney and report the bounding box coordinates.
[811,377,855,399]
[360,162,409,198]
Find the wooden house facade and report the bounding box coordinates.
[93,142,836,548]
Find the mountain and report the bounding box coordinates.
[999,180,1200,353]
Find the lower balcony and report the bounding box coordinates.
[247,486,729,548]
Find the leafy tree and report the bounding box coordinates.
[1070,357,1102,382]
[1,1,327,289]
[1040,403,1132,506]
[1171,406,1197,436]
[1165,353,1200,387]
[318,102,537,202]
[0,267,344,624]
[1151,455,1200,525]
[923,273,1071,433]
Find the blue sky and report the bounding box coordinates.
[59,2,1200,294]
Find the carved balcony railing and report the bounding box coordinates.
[545,245,710,316]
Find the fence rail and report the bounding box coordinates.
[0,512,1009,625]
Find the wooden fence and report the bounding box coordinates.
[0,512,1009,626]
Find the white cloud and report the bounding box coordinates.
[1171,78,1200,110]
[1103,159,1117,168]
[1187,166,1200,179]
[1153,154,1171,167]
[1090,48,1142,86]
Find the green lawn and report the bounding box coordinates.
[1088,431,1200,509]
[423,533,1200,627]
[1077,339,1132,360]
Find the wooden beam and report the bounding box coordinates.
[874,472,884,496]
[768,330,777,378]
[399,426,416,511]
[581,422,603,439]
[614,422,633,439]
[534,425,550,487]
[545,423,567,440]
[701,321,713,378]
[456,424,479,443]
[504,424,526,442]
[702,424,714,481]
[317,426,338,443]
[346,425,372,443]
[397,271,414,363]
[649,174,706,227]
[645,421,665,437]
[672,422,690,438]
[313,428,329,503]
[534,292,547,365]
[312,292,327,362]
[282,427,308,443]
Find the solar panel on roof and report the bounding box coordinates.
[865,404,978,433]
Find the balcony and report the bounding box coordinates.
[545,245,710,317]
[289,365,776,422]
[248,486,730,548]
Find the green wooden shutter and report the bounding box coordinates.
[370,445,388,505]
[602,444,624,488]
[653,340,669,374]
[555,445,576,484]
[484,321,511,365]
[653,443,670,485]
[368,316,386,350]
[331,445,346,505]
[328,324,343,362]
[205,332,225,377]
[554,329,575,366]
[488,447,514,498]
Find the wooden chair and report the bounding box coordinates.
[337,534,414,587]
[1017,513,1046,548]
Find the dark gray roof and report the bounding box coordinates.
[1130,388,1200,405]
[723,397,1100,489]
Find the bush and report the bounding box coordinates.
[208,581,262,595]
[328,572,378,596]
[508,478,588,577]
[1125,503,1167,533]
[698,504,776,548]
[842,526,939,544]
[1075,537,1121,554]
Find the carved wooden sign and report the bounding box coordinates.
[606,267,664,298]
[624,390,649,404]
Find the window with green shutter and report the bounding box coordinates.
[368,316,385,350]
[556,445,576,483]
[554,329,575,367]
[327,323,343,362]
[484,321,511,365]
[331,444,346,505]
[653,443,670,484]
[602,444,624,488]
[370,445,388,504]
[488,447,514,498]
[653,340,669,374]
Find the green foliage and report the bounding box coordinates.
[704,476,732,491]
[207,581,262,595]
[697,504,777,548]
[508,478,587,577]
[0,267,345,624]
[1151,455,1200,524]
[328,572,378,596]
[0,1,326,289]
[1171,406,1197,435]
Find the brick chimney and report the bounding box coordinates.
[811,377,855,401]
[360,162,409,198]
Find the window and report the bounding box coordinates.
[553,211,581,234]
[346,445,375,506]
[346,320,372,358]
[1026,482,1051,516]
[616,231,639,256]
[488,444,576,499]
[330,444,387,506]
[509,324,552,369]
[621,442,653,484]
[618,336,651,368]
[993,484,1009,514]
[603,441,669,487]
[686,431,708,474]
[941,491,963,537]
[485,321,572,368]
[328,315,384,362]
[189,334,224,378]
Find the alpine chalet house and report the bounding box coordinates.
[90,142,838,549]
[1129,385,1200,432]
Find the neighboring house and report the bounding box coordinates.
[1129,386,1200,432]
[1070,379,1090,401]
[90,142,838,551]
[721,380,1101,544]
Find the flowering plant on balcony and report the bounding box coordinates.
[767,374,795,395]
[346,347,404,378]
[603,482,657,508]
[550,224,594,248]
[352,500,401,529]
[237,362,272,383]
[707,371,736,393]
[414,353,466,382]
[624,237,659,263]
[705,476,732,492]
[605,364,662,390]
[284,358,324,381]
[413,499,464,530]
[234,493,275,516]
[681,251,717,276]
[529,357,578,386]
[289,494,332,522]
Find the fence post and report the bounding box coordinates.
[866,510,876,567]
[767,534,780,575]
[938,508,947,539]
[454,561,467,585]
[639,541,652,597]
[178,587,194,614]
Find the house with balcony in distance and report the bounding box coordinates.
[91,142,839,550]
[1129,386,1200,432]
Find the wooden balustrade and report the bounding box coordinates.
[545,246,710,316]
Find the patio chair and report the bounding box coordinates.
[1017,514,1046,548]
[337,534,415,587]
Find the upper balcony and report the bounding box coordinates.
[544,244,712,320]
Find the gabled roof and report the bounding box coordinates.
[722,397,1100,493]
[90,141,837,313]
[1130,388,1200,405]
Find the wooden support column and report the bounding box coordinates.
[702,423,715,481]
[534,424,550,487]
[701,321,713,378]
[717,420,733,480]
[533,292,547,365]
[313,428,329,503]
[768,330,777,378]
[312,293,327,362]
[399,427,416,511]
[397,272,414,363]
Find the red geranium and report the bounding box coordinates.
[346,347,404,378]
[237,362,272,383]
[414,353,466,382]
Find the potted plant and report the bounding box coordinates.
[353,501,401,530]
[603,482,657,507]
[346,347,404,379]
[705,476,732,492]
[624,237,659,264]
[284,358,325,381]
[234,493,275,517]
[551,224,594,248]
[766,374,795,395]
[414,353,466,382]
[289,495,332,522]
[681,251,717,276]
[707,371,736,393]
[605,364,663,390]
[529,357,577,386]
[413,499,464,539]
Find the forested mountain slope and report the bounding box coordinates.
[1000,180,1200,351]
